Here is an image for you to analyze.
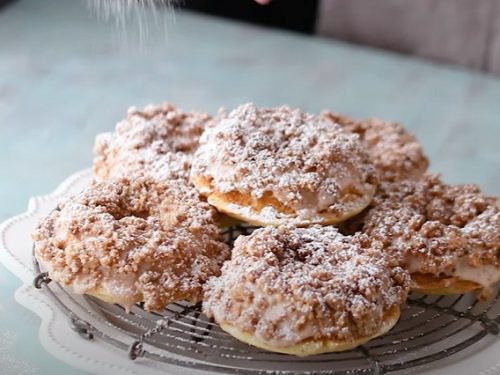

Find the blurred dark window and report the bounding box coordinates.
[180,0,319,34]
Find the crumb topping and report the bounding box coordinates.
[360,175,500,281]
[191,103,378,221]
[33,176,230,311]
[93,103,212,182]
[322,112,428,182]
[203,225,409,346]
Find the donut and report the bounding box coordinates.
[93,103,212,182]
[358,174,500,298]
[321,112,429,183]
[191,103,379,226]
[32,176,230,312]
[203,225,410,356]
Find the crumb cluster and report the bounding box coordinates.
[322,112,429,182]
[192,103,378,221]
[93,103,212,182]
[33,176,230,311]
[204,225,409,345]
[359,175,500,283]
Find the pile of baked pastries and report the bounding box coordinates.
[33,103,500,356]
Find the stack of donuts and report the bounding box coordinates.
[33,102,500,356]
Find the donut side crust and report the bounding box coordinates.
[192,175,376,226]
[410,273,481,295]
[219,306,400,356]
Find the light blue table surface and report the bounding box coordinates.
[0,0,499,373]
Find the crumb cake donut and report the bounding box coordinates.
[203,226,410,356]
[321,112,428,182]
[191,103,379,226]
[359,175,500,297]
[93,103,212,182]
[33,177,230,312]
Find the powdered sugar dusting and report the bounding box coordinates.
[93,103,212,182]
[322,112,429,183]
[191,103,378,222]
[33,176,230,312]
[358,174,500,291]
[203,225,409,346]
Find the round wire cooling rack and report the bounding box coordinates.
[32,223,500,375]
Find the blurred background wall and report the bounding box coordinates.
[1,0,498,73]
[182,0,500,75]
